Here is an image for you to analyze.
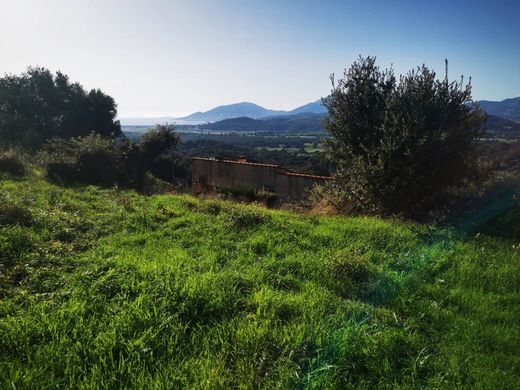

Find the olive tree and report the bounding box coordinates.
[323,56,486,216]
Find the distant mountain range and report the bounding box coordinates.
[177,100,327,123]
[120,97,520,130]
[120,100,327,126]
[195,104,520,137]
[477,97,520,122]
[199,113,326,133]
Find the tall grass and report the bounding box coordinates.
[0,173,519,388]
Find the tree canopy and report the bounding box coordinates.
[323,56,486,216]
[139,124,181,162]
[0,67,121,149]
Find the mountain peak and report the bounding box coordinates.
[177,100,326,123]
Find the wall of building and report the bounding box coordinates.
[192,158,278,191]
[192,158,331,201]
[275,173,324,200]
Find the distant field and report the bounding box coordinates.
[1,172,519,388]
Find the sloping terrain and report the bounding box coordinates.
[479,97,520,122]
[1,173,519,388]
[486,114,520,138]
[199,113,325,133]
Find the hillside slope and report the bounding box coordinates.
[486,114,520,138]
[1,174,519,388]
[200,113,325,132]
[479,97,520,122]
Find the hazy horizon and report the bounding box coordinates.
[1,0,519,117]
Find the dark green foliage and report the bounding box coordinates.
[150,154,191,184]
[199,113,326,132]
[45,161,79,184]
[41,125,183,190]
[0,152,25,177]
[42,133,127,187]
[323,56,486,216]
[139,124,181,162]
[126,124,182,189]
[0,67,121,149]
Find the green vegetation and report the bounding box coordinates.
[0,68,121,150]
[197,113,325,133]
[1,170,519,388]
[40,125,182,191]
[323,57,485,216]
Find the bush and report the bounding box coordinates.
[151,154,191,184]
[41,126,183,191]
[0,153,25,177]
[139,124,181,162]
[323,56,486,217]
[42,134,126,187]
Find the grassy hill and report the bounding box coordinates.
[199,113,325,133]
[1,172,520,388]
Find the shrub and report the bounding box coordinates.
[42,134,126,187]
[323,56,486,217]
[124,124,183,190]
[139,124,181,162]
[0,152,25,177]
[151,154,191,184]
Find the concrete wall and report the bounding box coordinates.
[275,173,323,200]
[192,158,331,201]
[192,159,278,191]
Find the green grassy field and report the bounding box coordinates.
[1,172,519,389]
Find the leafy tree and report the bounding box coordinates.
[323,56,486,216]
[139,124,181,161]
[0,67,121,149]
[126,124,182,189]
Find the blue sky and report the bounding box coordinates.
[0,0,518,117]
